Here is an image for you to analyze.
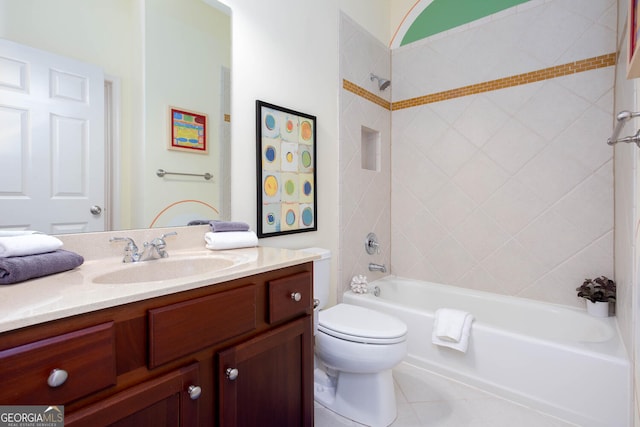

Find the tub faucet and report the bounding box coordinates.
[368,262,387,273]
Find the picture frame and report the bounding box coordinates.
[168,107,208,153]
[628,0,640,78]
[256,100,317,238]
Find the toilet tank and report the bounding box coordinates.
[301,247,331,309]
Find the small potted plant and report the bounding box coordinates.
[576,276,616,317]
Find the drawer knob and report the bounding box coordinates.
[47,369,68,388]
[291,292,302,302]
[226,367,239,381]
[188,385,202,400]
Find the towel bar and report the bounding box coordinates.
[608,110,640,147]
[156,169,212,180]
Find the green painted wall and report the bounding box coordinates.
[401,0,530,46]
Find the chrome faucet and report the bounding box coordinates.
[109,236,141,263]
[368,262,387,273]
[110,232,177,263]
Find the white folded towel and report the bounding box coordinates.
[204,231,258,250]
[0,234,64,258]
[432,308,474,353]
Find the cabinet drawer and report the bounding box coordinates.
[268,272,312,324]
[0,322,116,404]
[149,285,257,368]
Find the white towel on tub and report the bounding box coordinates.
[432,308,474,353]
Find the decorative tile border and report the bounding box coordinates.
[343,53,616,111]
[342,79,391,110]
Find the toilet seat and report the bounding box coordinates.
[318,304,407,344]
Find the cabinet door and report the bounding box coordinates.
[65,363,201,427]
[218,316,313,427]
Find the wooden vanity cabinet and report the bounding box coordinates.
[0,262,314,427]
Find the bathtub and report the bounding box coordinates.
[343,276,630,427]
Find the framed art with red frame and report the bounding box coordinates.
[168,107,208,154]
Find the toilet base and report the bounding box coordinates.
[314,367,397,427]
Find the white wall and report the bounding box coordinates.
[224,0,390,304]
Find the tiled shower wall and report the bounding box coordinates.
[390,0,616,308]
[339,14,391,294]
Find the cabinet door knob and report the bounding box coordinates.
[291,292,302,302]
[187,385,202,400]
[226,367,239,381]
[47,369,68,388]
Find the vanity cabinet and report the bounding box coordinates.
[0,262,314,427]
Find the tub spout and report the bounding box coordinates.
[368,262,387,273]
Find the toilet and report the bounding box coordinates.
[303,248,408,427]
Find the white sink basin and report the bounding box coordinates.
[92,254,244,284]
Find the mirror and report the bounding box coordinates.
[0,0,231,234]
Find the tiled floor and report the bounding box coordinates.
[314,362,575,427]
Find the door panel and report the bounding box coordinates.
[0,38,105,233]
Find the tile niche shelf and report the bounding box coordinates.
[361,126,380,172]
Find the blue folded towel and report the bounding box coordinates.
[209,220,250,233]
[0,249,84,285]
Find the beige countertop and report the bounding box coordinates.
[0,226,318,333]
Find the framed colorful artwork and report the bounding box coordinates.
[168,107,208,153]
[628,0,640,78]
[256,100,317,238]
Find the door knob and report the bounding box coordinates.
[226,367,239,381]
[90,205,102,215]
[291,292,302,302]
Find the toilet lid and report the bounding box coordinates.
[318,304,407,344]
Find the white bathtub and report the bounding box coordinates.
[343,276,630,427]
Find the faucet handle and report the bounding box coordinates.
[109,237,140,262]
[365,232,380,255]
[160,231,178,240]
[150,231,177,248]
[109,236,138,251]
[147,231,177,257]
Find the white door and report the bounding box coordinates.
[0,38,105,234]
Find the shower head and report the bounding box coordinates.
[370,73,391,91]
